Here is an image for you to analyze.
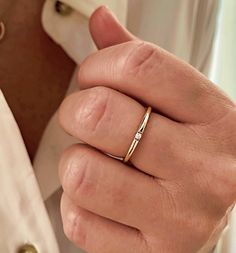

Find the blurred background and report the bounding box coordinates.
[210,0,236,101]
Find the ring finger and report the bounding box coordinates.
[59,86,192,179]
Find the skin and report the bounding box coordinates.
[59,6,236,253]
[0,0,75,159]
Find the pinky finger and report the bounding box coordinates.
[61,193,148,253]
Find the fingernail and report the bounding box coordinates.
[100,5,118,20]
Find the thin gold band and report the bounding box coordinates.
[123,106,152,163]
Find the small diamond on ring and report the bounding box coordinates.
[135,132,142,140]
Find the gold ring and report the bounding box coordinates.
[123,106,152,163]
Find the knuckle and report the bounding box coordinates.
[58,92,77,130]
[123,41,164,77]
[59,145,79,182]
[78,56,92,88]
[64,208,87,248]
[79,86,111,134]
[78,59,87,86]
[61,146,95,199]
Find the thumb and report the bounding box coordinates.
[89,6,137,50]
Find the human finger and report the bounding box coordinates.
[59,86,188,179]
[89,6,135,49]
[59,144,168,229]
[79,40,233,124]
[61,193,147,253]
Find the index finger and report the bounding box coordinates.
[79,40,234,124]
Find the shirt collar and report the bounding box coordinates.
[41,0,127,64]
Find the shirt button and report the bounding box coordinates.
[17,244,38,253]
[55,1,73,16]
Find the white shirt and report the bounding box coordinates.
[0,0,235,252]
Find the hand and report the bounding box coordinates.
[58,7,236,253]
